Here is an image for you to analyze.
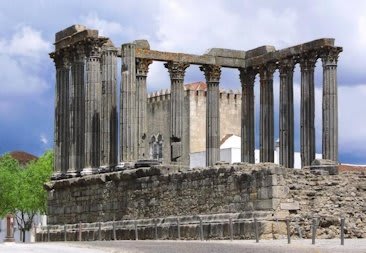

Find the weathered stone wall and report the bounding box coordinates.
[44,164,366,241]
[46,164,285,225]
[188,89,241,154]
[281,169,366,238]
[146,92,172,162]
[146,88,241,165]
[146,91,190,165]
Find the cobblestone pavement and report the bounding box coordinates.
[1,239,366,253]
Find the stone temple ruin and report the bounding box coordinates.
[41,25,366,241]
[51,25,341,174]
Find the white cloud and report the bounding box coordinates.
[80,12,124,37]
[154,0,298,53]
[79,12,151,43]
[0,25,51,98]
[338,84,366,155]
[40,134,48,145]
[0,25,51,58]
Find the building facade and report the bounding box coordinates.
[147,81,241,166]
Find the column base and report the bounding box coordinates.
[51,172,62,180]
[80,167,99,176]
[66,170,79,178]
[3,237,15,243]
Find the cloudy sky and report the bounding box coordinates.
[0,0,365,164]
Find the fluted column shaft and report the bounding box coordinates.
[136,58,152,159]
[83,40,103,174]
[259,64,276,162]
[165,61,189,163]
[300,53,317,167]
[321,47,342,162]
[120,43,137,162]
[100,46,118,167]
[279,59,295,168]
[239,67,256,163]
[51,52,69,177]
[200,65,221,166]
[68,45,85,176]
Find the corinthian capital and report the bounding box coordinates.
[259,62,276,80]
[278,57,295,75]
[299,51,318,71]
[136,58,153,77]
[320,46,342,66]
[200,64,221,83]
[84,38,107,59]
[71,43,86,62]
[239,67,257,86]
[50,50,70,69]
[164,61,190,80]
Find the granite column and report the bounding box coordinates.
[136,58,152,159]
[100,44,118,168]
[321,47,342,163]
[200,65,221,166]
[165,61,189,163]
[51,50,70,177]
[279,58,295,168]
[82,39,103,175]
[120,43,137,162]
[68,44,85,176]
[259,63,276,162]
[239,67,256,163]
[300,53,317,167]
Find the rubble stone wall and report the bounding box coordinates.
[281,169,366,238]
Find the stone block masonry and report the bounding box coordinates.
[46,164,285,225]
[42,163,366,241]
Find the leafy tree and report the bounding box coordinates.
[0,150,53,242]
[0,154,19,217]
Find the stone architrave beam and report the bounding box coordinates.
[134,39,337,69]
[200,65,221,167]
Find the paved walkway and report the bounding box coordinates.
[1,239,366,253]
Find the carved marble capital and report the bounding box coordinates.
[259,62,276,80]
[278,57,295,75]
[136,58,153,77]
[50,49,70,69]
[299,51,318,71]
[320,47,342,67]
[71,43,86,62]
[84,38,106,59]
[239,67,256,86]
[200,64,221,83]
[164,61,190,80]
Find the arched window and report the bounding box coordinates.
[149,136,156,159]
[157,134,163,160]
[149,134,164,161]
